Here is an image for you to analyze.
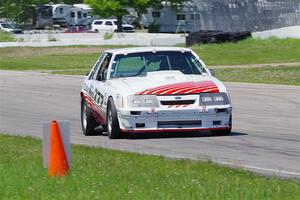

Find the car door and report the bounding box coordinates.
[104,20,114,32]
[83,52,105,94]
[92,20,102,31]
[91,52,112,114]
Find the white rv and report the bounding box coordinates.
[141,1,201,33]
[51,3,94,27]
[73,4,96,26]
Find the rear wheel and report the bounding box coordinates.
[211,115,232,136]
[107,98,122,139]
[81,100,98,136]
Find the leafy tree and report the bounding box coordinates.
[84,0,186,32]
[0,0,44,23]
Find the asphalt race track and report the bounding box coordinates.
[1,71,299,178]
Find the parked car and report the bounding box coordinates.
[0,23,23,34]
[80,47,232,139]
[91,19,135,32]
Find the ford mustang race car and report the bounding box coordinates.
[80,47,232,139]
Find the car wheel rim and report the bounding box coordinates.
[108,109,112,135]
[82,104,87,131]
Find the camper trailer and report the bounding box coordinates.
[34,5,53,29]
[51,4,94,27]
[141,1,202,33]
[51,4,73,27]
[22,3,95,29]
[73,4,95,26]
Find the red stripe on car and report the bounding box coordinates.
[136,81,219,95]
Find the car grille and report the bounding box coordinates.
[157,120,202,128]
[160,100,195,105]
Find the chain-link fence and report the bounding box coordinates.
[190,0,300,32]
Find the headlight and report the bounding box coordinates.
[199,93,229,106]
[127,95,159,108]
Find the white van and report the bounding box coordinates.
[91,19,135,32]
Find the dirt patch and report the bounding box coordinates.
[0,47,106,57]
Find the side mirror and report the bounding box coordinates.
[209,69,215,76]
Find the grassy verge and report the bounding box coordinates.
[214,66,300,86]
[192,37,300,65]
[0,46,101,70]
[1,53,97,70]
[0,32,16,42]
[1,38,300,71]
[1,134,299,199]
[1,38,300,86]
[52,66,300,86]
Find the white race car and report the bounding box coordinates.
[80,47,232,139]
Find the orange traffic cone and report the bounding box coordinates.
[48,120,69,176]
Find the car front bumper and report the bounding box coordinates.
[117,106,232,133]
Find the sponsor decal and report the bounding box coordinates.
[200,106,208,113]
[93,88,104,106]
[82,93,106,123]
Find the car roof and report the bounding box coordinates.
[104,47,192,55]
[93,19,117,21]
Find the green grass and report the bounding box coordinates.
[0,32,16,42]
[1,53,97,70]
[1,38,300,71]
[1,38,300,85]
[0,45,132,71]
[54,66,300,86]
[215,66,300,86]
[103,32,114,40]
[192,37,300,65]
[1,134,300,200]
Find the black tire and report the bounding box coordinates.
[211,114,232,136]
[81,100,98,136]
[107,98,122,139]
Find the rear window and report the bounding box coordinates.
[94,21,103,25]
[105,21,113,26]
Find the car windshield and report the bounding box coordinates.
[1,23,14,28]
[110,51,206,78]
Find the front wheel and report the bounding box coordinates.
[81,100,98,136]
[107,98,122,139]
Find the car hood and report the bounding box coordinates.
[108,71,227,96]
[122,24,134,28]
[2,28,13,32]
[3,28,22,33]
